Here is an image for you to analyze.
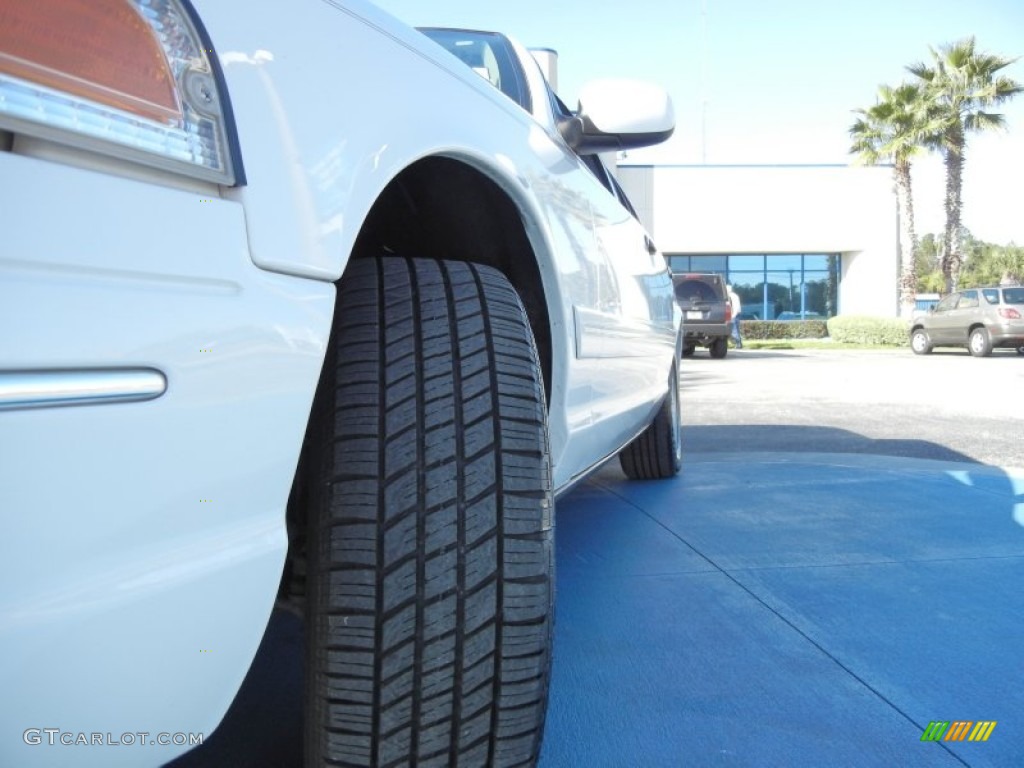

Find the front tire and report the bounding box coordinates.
[969,327,993,357]
[304,257,554,768]
[619,359,683,479]
[910,329,933,355]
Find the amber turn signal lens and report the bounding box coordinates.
[0,0,239,185]
[0,0,181,124]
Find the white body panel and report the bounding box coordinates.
[0,151,334,767]
[0,2,678,765]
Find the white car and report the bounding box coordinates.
[0,3,680,766]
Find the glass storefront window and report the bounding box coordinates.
[729,255,764,273]
[667,255,728,275]
[767,254,802,273]
[668,256,688,273]
[689,255,727,274]
[803,273,832,317]
[733,254,840,319]
[668,253,840,319]
[765,272,798,318]
[729,276,763,319]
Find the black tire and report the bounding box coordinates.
[968,327,993,357]
[619,359,682,479]
[681,345,695,358]
[304,257,553,768]
[709,337,728,359]
[910,328,933,355]
[1017,346,1024,356]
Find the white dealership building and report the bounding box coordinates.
[529,49,900,321]
[617,163,899,320]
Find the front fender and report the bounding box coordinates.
[199,0,553,282]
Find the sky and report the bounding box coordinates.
[370,0,1024,245]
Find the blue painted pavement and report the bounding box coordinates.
[540,453,1024,768]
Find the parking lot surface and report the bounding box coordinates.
[679,347,1024,468]
[542,349,1023,767]
[175,349,1024,767]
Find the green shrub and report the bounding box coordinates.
[826,315,909,345]
[740,320,829,340]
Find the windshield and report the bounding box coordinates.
[418,28,530,111]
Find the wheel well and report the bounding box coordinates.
[279,156,553,609]
[348,155,552,401]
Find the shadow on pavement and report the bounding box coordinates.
[684,423,984,464]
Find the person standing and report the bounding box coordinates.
[727,284,743,349]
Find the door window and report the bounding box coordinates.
[957,290,979,309]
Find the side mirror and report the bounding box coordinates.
[558,78,675,155]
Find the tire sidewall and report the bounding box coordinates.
[969,328,990,357]
[911,330,930,355]
[667,360,682,472]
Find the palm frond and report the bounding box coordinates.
[964,111,1006,132]
[909,37,1023,140]
[849,80,934,164]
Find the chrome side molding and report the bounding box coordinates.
[0,369,167,410]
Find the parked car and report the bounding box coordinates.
[910,286,1024,356]
[674,272,731,358]
[0,4,680,767]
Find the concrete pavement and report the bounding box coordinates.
[679,347,1024,469]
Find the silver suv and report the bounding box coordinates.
[910,286,1024,357]
[674,272,731,358]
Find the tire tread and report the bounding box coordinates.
[305,258,552,768]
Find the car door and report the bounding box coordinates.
[500,39,676,468]
[574,152,676,414]
[417,27,677,480]
[927,292,960,344]
[949,290,980,344]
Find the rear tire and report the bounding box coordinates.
[619,360,683,480]
[709,338,728,359]
[968,327,992,357]
[681,345,695,358]
[304,257,553,768]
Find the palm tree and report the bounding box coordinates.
[908,37,1023,292]
[850,82,929,317]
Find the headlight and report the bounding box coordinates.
[0,0,242,185]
